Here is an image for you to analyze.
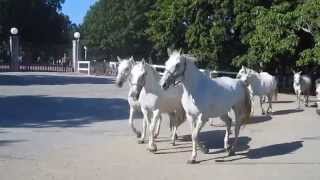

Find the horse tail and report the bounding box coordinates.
[241,81,252,126]
[273,77,278,101]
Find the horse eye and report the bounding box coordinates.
[175,64,180,69]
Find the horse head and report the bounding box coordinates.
[129,60,147,100]
[160,49,186,90]
[115,56,135,87]
[293,71,302,85]
[237,66,253,85]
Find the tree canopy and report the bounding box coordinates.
[81,0,320,72]
[81,0,155,60]
[0,0,73,63]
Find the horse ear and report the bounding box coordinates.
[298,71,302,74]
[167,48,173,56]
[129,56,135,64]
[178,48,182,54]
[141,58,146,65]
[117,56,122,63]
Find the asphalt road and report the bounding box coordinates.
[0,72,319,180]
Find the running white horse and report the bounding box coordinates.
[115,57,161,140]
[237,66,278,115]
[160,50,251,164]
[293,71,311,109]
[315,79,320,115]
[129,60,186,147]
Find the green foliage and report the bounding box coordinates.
[146,0,320,70]
[81,0,155,59]
[0,0,72,63]
[0,0,71,44]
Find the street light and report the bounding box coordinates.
[84,46,87,61]
[74,32,80,39]
[73,32,80,72]
[10,27,18,35]
[9,27,19,71]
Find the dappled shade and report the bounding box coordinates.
[0,96,129,128]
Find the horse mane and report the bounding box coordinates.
[144,63,161,81]
[181,54,198,63]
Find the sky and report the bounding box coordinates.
[61,0,97,25]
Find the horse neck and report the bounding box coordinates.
[144,64,161,93]
[182,60,207,94]
[248,72,261,90]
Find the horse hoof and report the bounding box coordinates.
[200,145,209,154]
[187,160,197,164]
[171,142,176,146]
[228,150,236,156]
[261,112,266,115]
[137,139,144,144]
[136,132,142,138]
[225,145,232,151]
[148,144,157,153]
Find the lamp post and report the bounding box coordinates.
[84,46,87,61]
[9,27,19,71]
[73,32,80,72]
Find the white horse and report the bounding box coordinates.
[115,57,161,140]
[237,66,278,115]
[129,60,186,147]
[160,50,251,164]
[293,71,311,109]
[315,79,320,115]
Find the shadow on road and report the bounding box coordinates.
[272,109,304,115]
[156,130,251,155]
[0,74,114,86]
[0,95,129,128]
[209,141,303,163]
[0,140,27,147]
[271,100,294,104]
[245,115,272,125]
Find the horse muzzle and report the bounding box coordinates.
[161,81,170,90]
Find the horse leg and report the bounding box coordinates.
[297,91,301,109]
[267,95,272,114]
[168,113,177,146]
[148,110,160,152]
[260,96,265,115]
[228,110,241,156]
[220,114,232,151]
[138,108,150,144]
[187,114,205,164]
[129,107,141,138]
[304,93,309,107]
[171,125,177,146]
[153,115,162,138]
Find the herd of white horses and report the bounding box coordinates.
[115,49,320,164]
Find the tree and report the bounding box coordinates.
[147,0,320,71]
[81,0,155,60]
[0,0,72,63]
[233,0,320,71]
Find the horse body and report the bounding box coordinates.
[116,57,162,139]
[315,79,320,115]
[130,62,185,147]
[237,66,277,114]
[160,50,251,163]
[293,71,311,109]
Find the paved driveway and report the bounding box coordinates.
[0,72,319,180]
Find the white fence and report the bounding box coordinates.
[151,64,237,78]
[95,61,237,78]
[78,61,91,75]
